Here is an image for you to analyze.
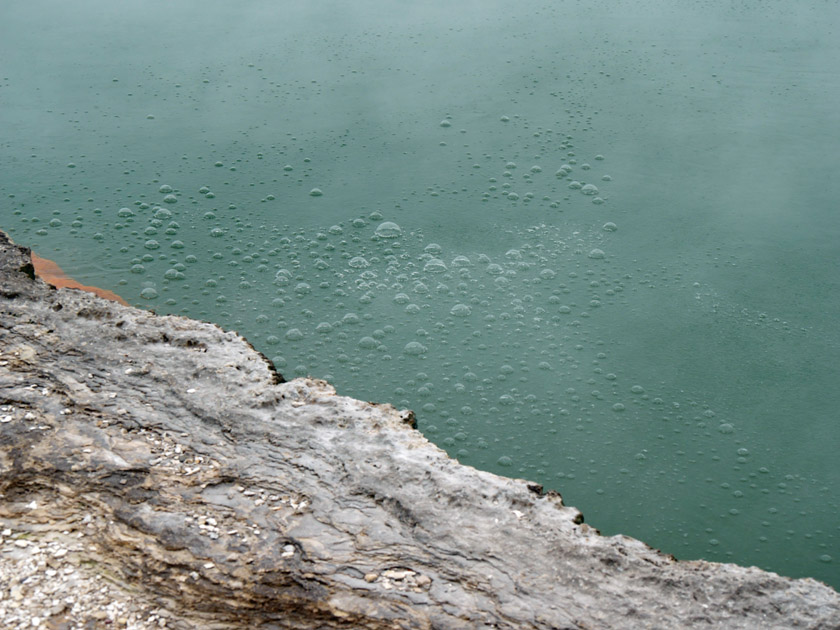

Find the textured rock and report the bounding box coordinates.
[1,229,838,629]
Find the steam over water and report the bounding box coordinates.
[2,0,839,588]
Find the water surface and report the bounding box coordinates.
[2,0,838,588]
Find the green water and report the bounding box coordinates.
[2,0,838,588]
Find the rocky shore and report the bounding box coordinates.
[1,229,838,629]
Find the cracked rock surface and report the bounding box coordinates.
[1,229,839,629]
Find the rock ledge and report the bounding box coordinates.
[1,230,838,629]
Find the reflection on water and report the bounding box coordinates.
[2,0,838,588]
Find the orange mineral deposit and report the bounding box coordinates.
[31,252,129,306]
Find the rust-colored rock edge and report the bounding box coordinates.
[31,251,128,305]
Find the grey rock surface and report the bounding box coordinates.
[1,229,838,629]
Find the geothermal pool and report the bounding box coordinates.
[2,0,838,588]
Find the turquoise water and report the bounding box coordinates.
[2,0,838,588]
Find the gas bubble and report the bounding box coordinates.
[349,256,369,268]
[424,258,447,273]
[285,328,304,341]
[374,221,402,238]
[358,336,378,349]
[403,341,427,355]
[450,304,471,317]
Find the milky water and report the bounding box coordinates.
[2,0,838,588]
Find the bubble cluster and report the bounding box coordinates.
[3,15,834,588]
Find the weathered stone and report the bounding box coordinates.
[0,229,838,629]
